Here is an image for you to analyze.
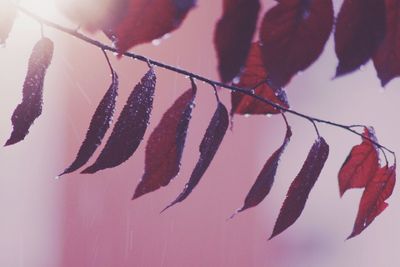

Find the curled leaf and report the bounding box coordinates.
[270,137,329,239]
[373,0,400,86]
[348,164,396,239]
[214,0,260,82]
[338,127,379,196]
[133,84,197,199]
[104,0,196,53]
[231,42,289,116]
[161,102,229,211]
[335,0,386,76]
[234,126,292,216]
[5,37,54,146]
[60,71,119,175]
[0,0,17,44]
[82,68,156,174]
[259,0,334,87]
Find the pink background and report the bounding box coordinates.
[1,0,400,266]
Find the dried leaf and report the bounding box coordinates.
[0,0,17,44]
[235,126,292,215]
[338,127,379,196]
[373,0,400,86]
[82,68,156,174]
[161,102,229,211]
[133,84,197,199]
[259,0,334,87]
[335,0,386,77]
[5,37,54,146]
[348,164,396,239]
[60,71,119,175]
[270,137,329,239]
[103,0,196,53]
[231,42,289,115]
[214,0,260,82]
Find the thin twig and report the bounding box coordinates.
[16,6,396,163]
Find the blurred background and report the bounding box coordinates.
[1,0,400,266]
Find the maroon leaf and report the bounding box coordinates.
[103,0,196,53]
[373,0,400,86]
[348,164,396,239]
[270,137,329,239]
[231,42,289,115]
[0,0,17,44]
[334,0,386,77]
[60,71,119,175]
[259,0,333,87]
[161,102,229,211]
[82,68,156,174]
[338,127,379,197]
[133,84,197,199]
[234,126,292,215]
[214,0,260,82]
[5,37,54,146]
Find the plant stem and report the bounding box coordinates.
[16,6,396,162]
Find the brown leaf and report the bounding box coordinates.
[259,0,334,87]
[348,164,396,239]
[214,0,260,82]
[234,126,292,215]
[5,37,54,146]
[82,68,156,174]
[338,127,379,196]
[335,0,386,76]
[231,42,289,115]
[270,137,329,239]
[161,102,229,212]
[60,71,119,175]
[133,83,196,199]
[373,0,400,86]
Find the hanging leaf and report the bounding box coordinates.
[214,0,260,82]
[161,102,229,211]
[334,0,386,77]
[5,37,54,146]
[338,127,379,197]
[0,0,17,44]
[82,68,156,174]
[234,126,292,215]
[133,84,197,199]
[60,71,119,175]
[259,0,333,87]
[103,0,196,53]
[270,137,329,239]
[231,42,289,116]
[373,0,400,87]
[348,164,396,239]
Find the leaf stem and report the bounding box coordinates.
[16,5,396,163]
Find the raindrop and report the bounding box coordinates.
[54,175,60,180]
[266,114,272,118]
[244,114,251,118]
[152,39,161,46]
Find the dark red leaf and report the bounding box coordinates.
[60,71,119,176]
[5,37,54,146]
[348,164,396,239]
[338,127,379,197]
[373,0,400,86]
[334,0,386,77]
[270,137,329,239]
[103,0,196,53]
[231,42,289,115]
[82,68,156,174]
[133,84,197,199]
[234,126,292,215]
[0,0,17,43]
[214,0,260,82]
[259,0,333,87]
[161,102,229,211]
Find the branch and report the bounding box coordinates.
[16,5,396,162]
